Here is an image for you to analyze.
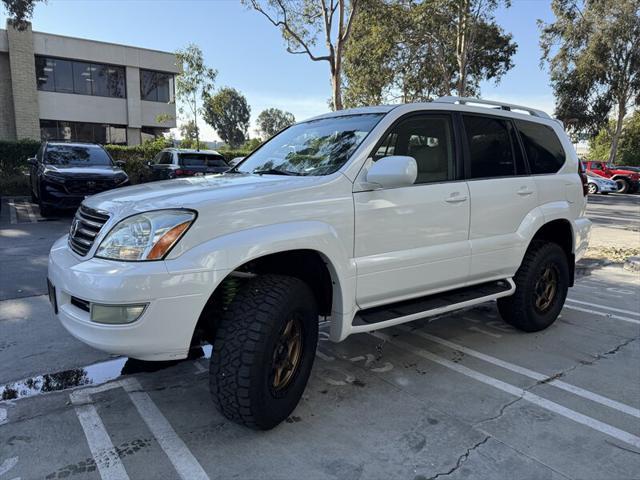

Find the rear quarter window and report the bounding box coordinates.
[515,120,566,174]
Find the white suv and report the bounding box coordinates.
[48,97,591,429]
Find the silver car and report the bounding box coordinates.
[587,171,618,194]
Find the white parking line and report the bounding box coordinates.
[8,199,17,224]
[566,298,640,317]
[0,407,6,425]
[22,200,37,223]
[73,403,130,480]
[71,381,130,480]
[396,326,640,419]
[373,331,640,449]
[588,214,640,223]
[563,305,640,325]
[123,378,209,480]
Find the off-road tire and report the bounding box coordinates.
[615,177,631,194]
[209,274,318,430]
[497,241,569,332]
[587,183,598,195]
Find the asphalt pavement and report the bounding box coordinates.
[0,194,639,480]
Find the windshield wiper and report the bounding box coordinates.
[252,168,301,176]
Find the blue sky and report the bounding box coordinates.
[1,0,558,141]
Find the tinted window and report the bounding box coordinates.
[237,114,383,176]
[154,152,173,164]
[39,120,127,144]
[72,61,93,95]
[45,145,113,166]
[141,70,174,102]
[515,120,565,174]
[463,115,516,178]
[92,64,126,98]
[35,56,125,98]
[179,153,228,167]
[375,115,454,184]
[54,59,74,93]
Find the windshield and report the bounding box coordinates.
[45,145,112,166]
[236,113,383,176]
[178,153,228,168]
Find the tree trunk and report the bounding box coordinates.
[455,0,470,96]
[608,101,626,164]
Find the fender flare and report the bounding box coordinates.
[167,221,357,341]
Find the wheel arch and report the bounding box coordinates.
[526,218,575,286]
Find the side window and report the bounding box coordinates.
[374,115,454,184]
[515,120,566,174]
[463,115,516,179]
[591,162,603,170]
[155,152,173,165]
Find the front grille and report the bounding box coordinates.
[68,205,110,256]
[65,177,116,195]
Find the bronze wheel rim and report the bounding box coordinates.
[534,264,558,312]
[270,317,303,392]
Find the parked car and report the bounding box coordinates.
[48,97,591,430]
[586,170,618,194]
[583,160,640,193]
[141,148,230,182]
[29,141,129,217]
[228,156,245,168]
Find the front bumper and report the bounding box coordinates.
[48,235,221,361]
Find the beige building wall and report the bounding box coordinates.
[0,51,16,140]
[6,24,40,140]
[0,21,179,145]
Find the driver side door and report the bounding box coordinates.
[353,113,471,309]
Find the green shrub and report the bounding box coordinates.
[218,148,252,161]
[0,139,40,196]
[0,172,30,196]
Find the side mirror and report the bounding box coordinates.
[365,156,417,189]
[146,161,152,167]
[27,157,37,166]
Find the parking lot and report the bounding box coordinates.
[0,195,639,480]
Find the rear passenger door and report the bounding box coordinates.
[461,114,537,282]
[354,113,471,308]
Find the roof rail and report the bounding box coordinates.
[435,96,552,119]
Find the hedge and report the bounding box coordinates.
[0,138,253,196]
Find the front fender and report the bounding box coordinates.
[163,221,357,341]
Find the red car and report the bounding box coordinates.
[583,161,639,193]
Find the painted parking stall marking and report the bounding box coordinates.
[395,325,640,419]
[566,298,640,318]
[371,331,640,449]
[71,378,210,480]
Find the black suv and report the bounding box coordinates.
[28,142,129,217]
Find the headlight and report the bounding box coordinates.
[96,209,196,261]
[114,172,128,184]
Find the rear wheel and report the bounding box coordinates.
[498,241,569,332]
[587,183,598,194]
[615,177,631,193]
[209,274,318,430]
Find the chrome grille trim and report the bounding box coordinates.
[68,205,110,256]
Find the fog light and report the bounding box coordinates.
[90,303,147,324]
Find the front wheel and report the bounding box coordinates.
[615,177,631,193]
[498,241,569,332]
[209,274,318,430]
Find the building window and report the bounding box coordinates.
[40,120,127,145]
[140,69,174,103]
[35,56,126,98]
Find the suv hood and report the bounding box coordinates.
[82,173,328,217]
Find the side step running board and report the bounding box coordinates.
[350,279,515,334]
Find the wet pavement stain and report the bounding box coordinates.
[0,346,210,402]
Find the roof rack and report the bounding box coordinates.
[435,96,552,119]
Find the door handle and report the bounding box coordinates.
[517,187,534,196]
[445,193,468,203]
